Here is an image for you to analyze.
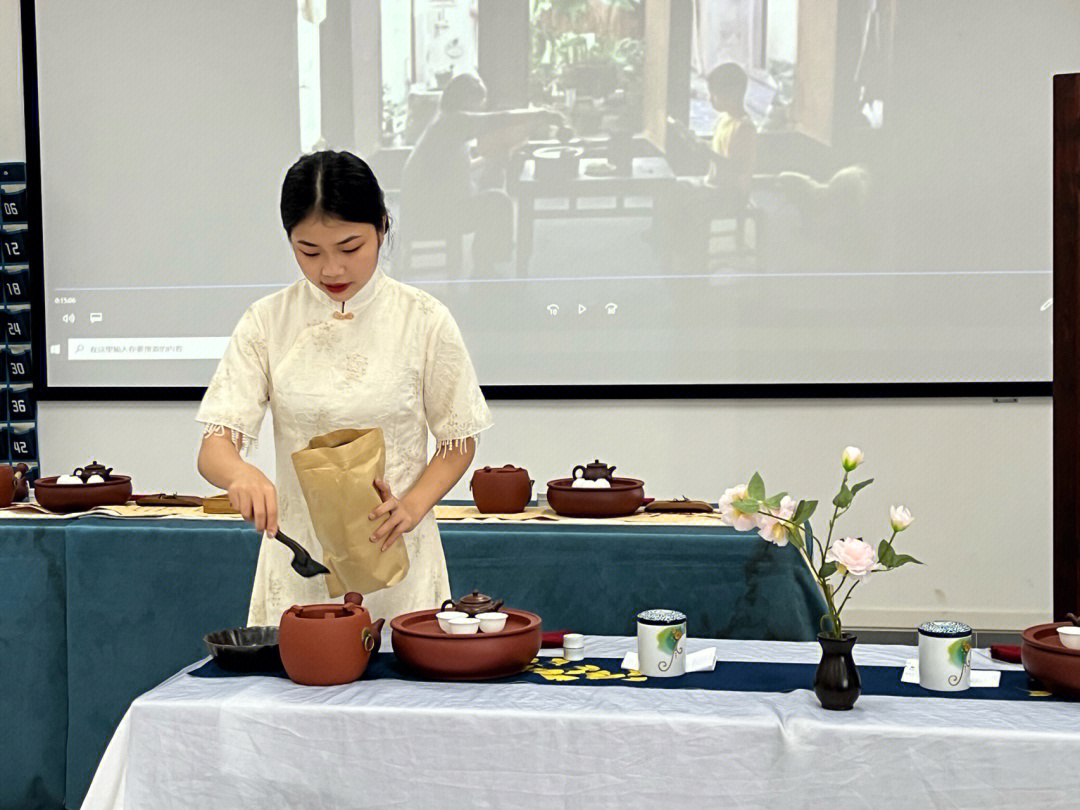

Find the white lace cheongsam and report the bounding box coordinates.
[196,266,492,625]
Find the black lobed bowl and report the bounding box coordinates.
[204,626,282,672]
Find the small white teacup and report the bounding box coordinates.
[446,617,480,635]
[477,612,508,633]
[1057,625,1080,650]
[436,611,467,633]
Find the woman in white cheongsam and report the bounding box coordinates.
[196,150,492,625]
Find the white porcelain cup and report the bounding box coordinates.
[636,609,686,677]
[918,621,972,691]
[477,612,507,633]
[446,617,480,635]
[1057,626,1080,650]
[436,611,467,633]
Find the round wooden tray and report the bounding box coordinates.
[34,475,132,512]
[391,608,542,680]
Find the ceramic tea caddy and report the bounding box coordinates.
[278,592,385,686]
[470,465,532,513]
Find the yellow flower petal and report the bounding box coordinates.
[549,657,570,666]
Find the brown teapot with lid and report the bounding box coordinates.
[73,460,114,482]
[572,459,616,483]
[470,465,532,513]
[441,589,504,617]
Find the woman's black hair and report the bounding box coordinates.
[280,150,391,239]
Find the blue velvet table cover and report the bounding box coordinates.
[0,516,824,809]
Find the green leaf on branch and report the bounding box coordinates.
[832,484,853,509]
[793,500,818,525]
[878,539,897,569]
[890,553,922,568]
[850,478,874,497]
[747,472,766,501]
[787,525,804,550]
[762,492,788,509]
[818,561,838,579]
[733,498,760,513]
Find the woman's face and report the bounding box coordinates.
[289,212,384,302]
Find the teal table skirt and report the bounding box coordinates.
[0,517,824,810]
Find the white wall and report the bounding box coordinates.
[5,0,1054,631]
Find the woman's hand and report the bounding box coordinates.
[369,478,421,551]
[227,463,279,537]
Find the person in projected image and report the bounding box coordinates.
[399,73,563,274]
[653,62,759,269]
[196,150,492,626]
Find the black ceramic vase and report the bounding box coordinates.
[814,633,861,710]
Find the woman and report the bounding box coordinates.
[400,73,561,268]
[196,150,492,625]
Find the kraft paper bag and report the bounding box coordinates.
[291,427,410,596]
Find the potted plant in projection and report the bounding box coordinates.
[718,447,921,710]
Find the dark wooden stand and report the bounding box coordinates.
[1054,73,1080,619]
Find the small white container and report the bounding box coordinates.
[446,617,480,635]
[1057,626,1080,650]
[917,620,972,691]
[477,612,508,633]
[562,633,585,661]
[436,611,467,633]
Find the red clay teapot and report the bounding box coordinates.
[0,463,29,507]
[470,465,532,513]
[278,592,385,686]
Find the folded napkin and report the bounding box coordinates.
[620,648,717,673]
[542,631,571,648]
[990,644,1022,663]
[900,659,1001,688]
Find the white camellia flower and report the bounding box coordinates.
[890,505,913,532]
[718,485,759,532]
[841,446,864,471]
[757,495,797,547]
[825,537,877,578]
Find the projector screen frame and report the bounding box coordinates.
[18,0,1053,402]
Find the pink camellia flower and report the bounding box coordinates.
[825,537,877,578]
[719,485,759,532]
[757,495,797,547]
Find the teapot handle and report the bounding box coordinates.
[440,599,455,612]
[572,465,585,480]
[362,627,375,653]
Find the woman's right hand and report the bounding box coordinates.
[227,463,279,537]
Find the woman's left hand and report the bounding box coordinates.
[369,478,421,551]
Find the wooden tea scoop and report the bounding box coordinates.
[271,529,330,578]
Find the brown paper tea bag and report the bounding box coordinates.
[291,428,410,597]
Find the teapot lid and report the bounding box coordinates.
[455,589,496,607]
[478,465,525,473]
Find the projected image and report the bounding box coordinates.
[32,0,1065,388]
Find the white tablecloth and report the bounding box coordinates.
[81,637,1077,810]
